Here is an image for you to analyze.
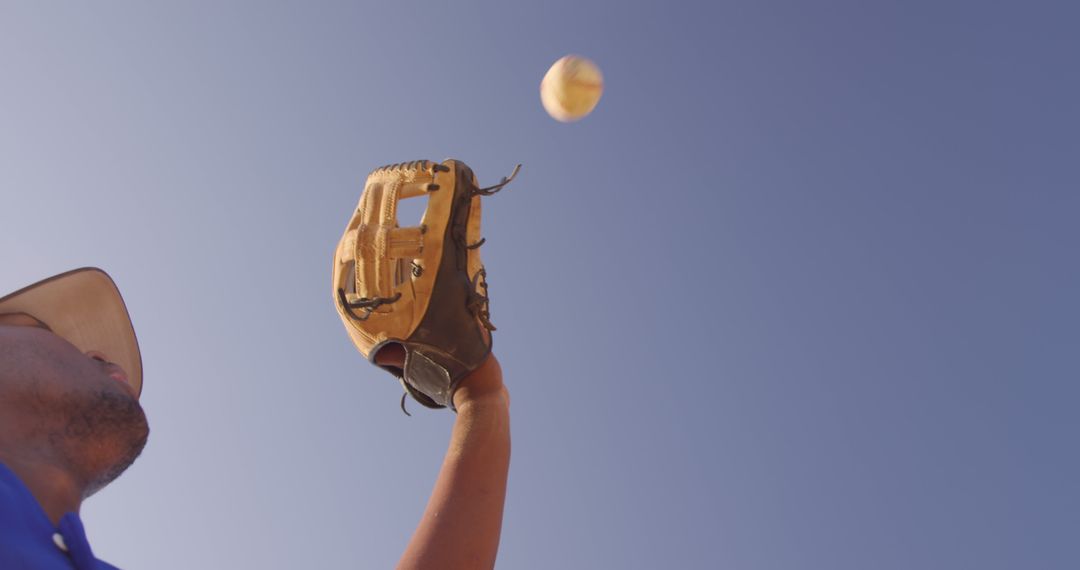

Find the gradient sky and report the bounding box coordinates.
[1,1,1078,568]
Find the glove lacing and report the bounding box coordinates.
[337,289,401,321]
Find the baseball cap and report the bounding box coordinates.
[0,268,143,396]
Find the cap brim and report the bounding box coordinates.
[0,268,143,397]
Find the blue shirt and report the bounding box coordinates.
[0,462,120,570]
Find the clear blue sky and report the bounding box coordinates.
[2,1,1077,568]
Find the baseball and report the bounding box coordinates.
[540,55,604,122]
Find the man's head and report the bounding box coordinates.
[0,269,147,497]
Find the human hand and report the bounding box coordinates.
[374,346,508,413]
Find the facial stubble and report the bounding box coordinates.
[51,387,149,496]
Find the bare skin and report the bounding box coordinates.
[0,314,149,524]
[376,345,512,570]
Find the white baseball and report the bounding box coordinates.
[540,55,604,122]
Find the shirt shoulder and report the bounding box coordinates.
[0,463,125,570]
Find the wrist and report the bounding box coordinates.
[452,354,508,412]
[455,387,510,415]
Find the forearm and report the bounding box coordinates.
[398,358,511,570]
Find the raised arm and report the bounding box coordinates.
[387,350,511,570]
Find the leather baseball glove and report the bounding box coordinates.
[332,159,519,413]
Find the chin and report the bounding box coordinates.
[79,402,150,497]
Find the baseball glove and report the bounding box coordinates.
[332,159,520,413]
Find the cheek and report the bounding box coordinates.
[0,328,117,403]
[23,334,106,392]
